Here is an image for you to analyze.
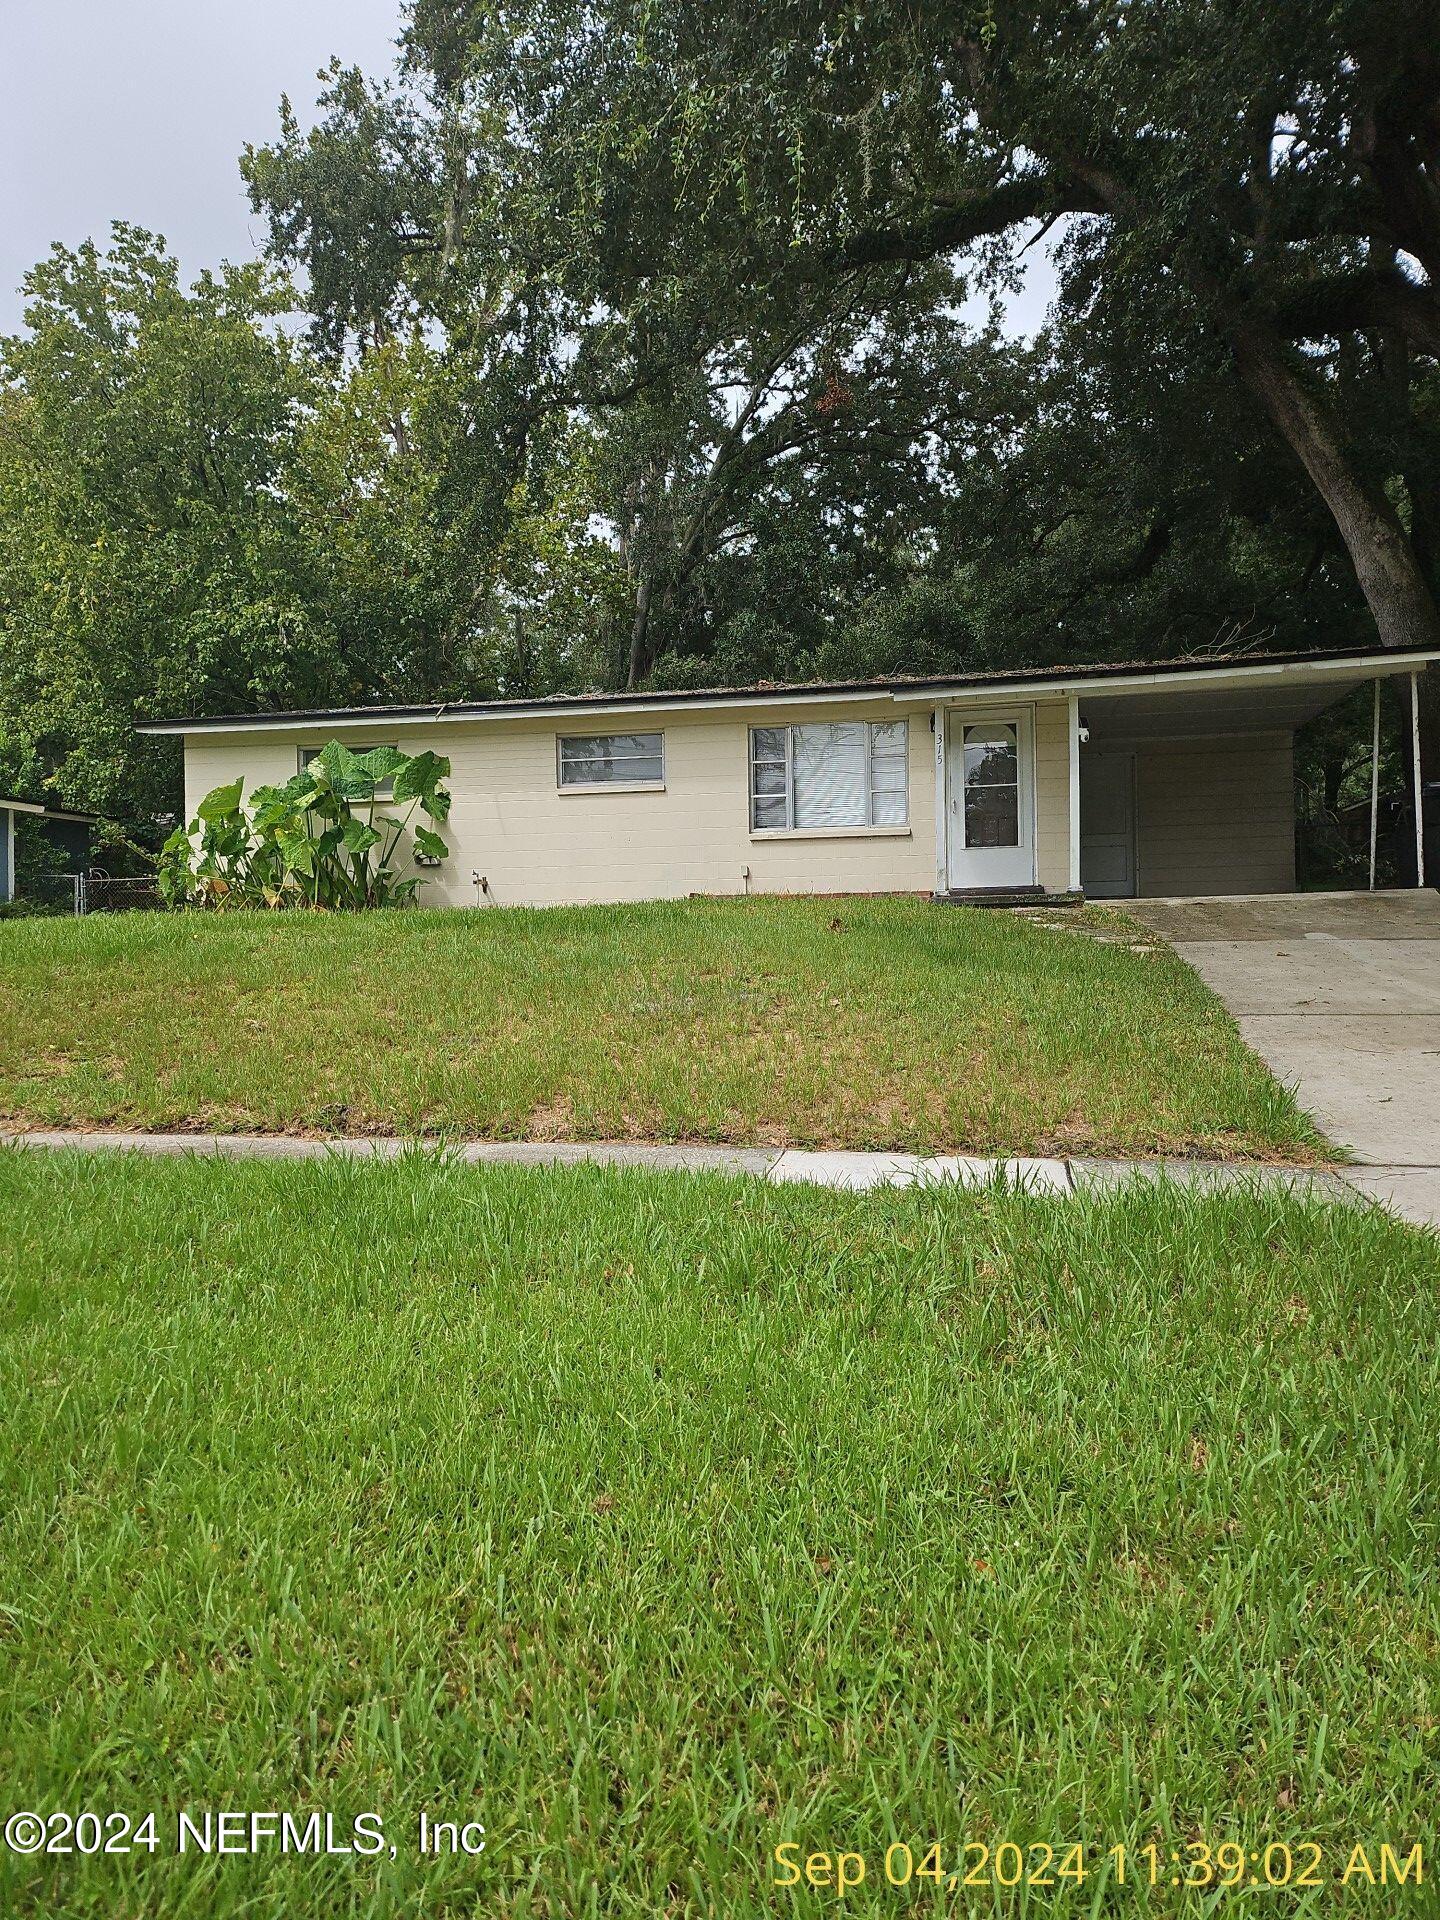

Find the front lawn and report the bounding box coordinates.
[0,897,1323,1158]
[0,1151,1435,1918]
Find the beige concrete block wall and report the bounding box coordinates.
[179,698,943,908]
[1134,732,1294,896]
[183,736,303,824]
[1033,700,1072,892]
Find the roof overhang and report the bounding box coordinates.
[136,645,1440,738]
[136,682,927,736]
[917,646,1436,707]
[0,797,46,814]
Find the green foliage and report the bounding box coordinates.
[157,741,451,910]
[0,228,320,832]
[0,233,607,840]
[243,0,1440,703]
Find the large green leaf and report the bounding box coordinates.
[313,739,380,800]
[196,778,244,822]
[312,740,353,780]
[275,828,317,877]
[341,817,382,855]
[413,824,449,862]
[248,785,295,834]
[354,745,407,783]
[203,819,249,860]
[390,749,451,808]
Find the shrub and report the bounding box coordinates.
[158,741,451,909]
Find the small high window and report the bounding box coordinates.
[299,744,397,799]
[557,732,665,789]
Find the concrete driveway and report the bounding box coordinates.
[1128,891,1440,1222]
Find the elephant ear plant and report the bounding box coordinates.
[158,742,452,908]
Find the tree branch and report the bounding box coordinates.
[837,173,1101,269]
[1271,267,1440,358]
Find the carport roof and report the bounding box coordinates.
[0,797,98,821]
[135,641,1439,735]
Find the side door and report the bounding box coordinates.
[1079,751,1137,897]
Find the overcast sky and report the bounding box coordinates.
[0,0,405,332]
[0,0,1056,337]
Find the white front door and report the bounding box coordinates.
[944,711,1035,890]
[1080,751,1136,897]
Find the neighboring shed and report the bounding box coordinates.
[0,798,97,904]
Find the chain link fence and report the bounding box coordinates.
[5,870,162,916]
[78,872,163,913]
[3,872,82,916]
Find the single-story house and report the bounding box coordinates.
[138,644,1437,907]
[0,797,97,904]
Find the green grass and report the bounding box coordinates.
[0,897,1324,1158]
[1,1150,1436,1917]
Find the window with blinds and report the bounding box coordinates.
[749,721,908,831]
[557,732,665,788]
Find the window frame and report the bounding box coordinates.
[959,720,1022,851]
[555,730,666,793]
[748,720,909,835]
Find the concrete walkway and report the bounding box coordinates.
[2,1124,1421,1221]
[1127,891,1440,1226]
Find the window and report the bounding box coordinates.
[300,744,397,799]
[749,721,907,832]
[962,723,1020,847]
[557,732,664,788]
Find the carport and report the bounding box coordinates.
[1073,646,1434,898]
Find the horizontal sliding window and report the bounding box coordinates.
[750,721,907,831]
[557,731,664,788]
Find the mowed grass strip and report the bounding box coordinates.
[1,1150,1436,1919]
[0,897,1322,1157]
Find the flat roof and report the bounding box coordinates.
[136,642,1440,736]
[0,797,97,820]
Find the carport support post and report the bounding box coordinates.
[1067,694,1081,893]
[1369,678,1380,892]
[1412,670,1426,887]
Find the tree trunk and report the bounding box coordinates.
[1227,319,1440,881]
[1322,751,1346,815]
[1227,318,1440,652]
[626,575,654,690]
